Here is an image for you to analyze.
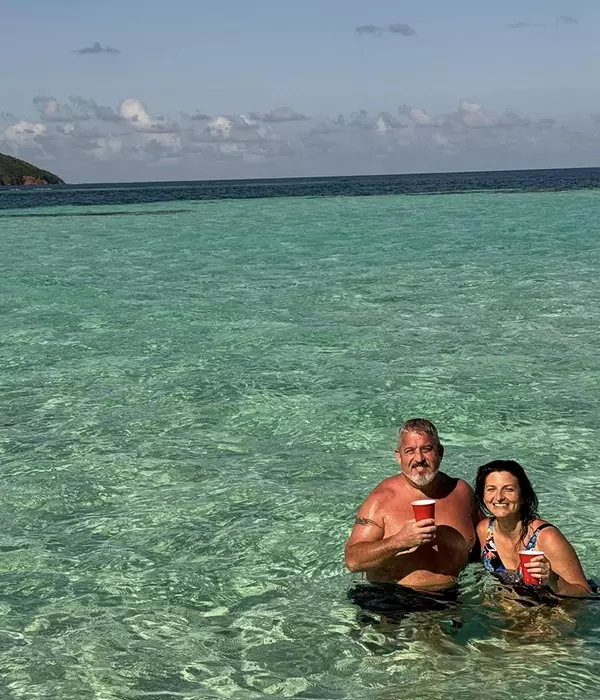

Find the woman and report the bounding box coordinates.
[475,460,590,597]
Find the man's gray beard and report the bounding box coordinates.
[410,472,437,487]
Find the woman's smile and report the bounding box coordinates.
[483,471,522,517]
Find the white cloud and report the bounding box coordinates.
[70,96,122,122]
[205,116,234,138]
[238,114,261,129]
[374,116,390,135]
[378,111,406,128]
[433,132,452,147]
[119,98,179,133]
[90,137,123,160]
[347,109,372,128]
[454,101,531,128]
[57,123,77,136]
[400,100,532,130]
[195,114,276,147]
[146,131,181,153]
[260,106,309,123]
[457,100,497,128]
[501,110,530,128]
[408,106,439,127]
[33,95,86,122]
[181,110,212,121]
[374,112,406,134]
[143,135,182,160]
[5,120,47,146]
[5,92,600,182]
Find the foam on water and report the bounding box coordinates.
[1,187,600,699]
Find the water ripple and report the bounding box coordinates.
[1,189,600,698]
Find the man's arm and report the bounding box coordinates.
[345,490,435,573]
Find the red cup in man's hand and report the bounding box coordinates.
[411,499,436,522]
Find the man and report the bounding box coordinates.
[345,418,479,613]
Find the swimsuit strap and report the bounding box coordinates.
[526,523,554,550]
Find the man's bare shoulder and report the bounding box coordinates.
[476,517,491,537]
[370,474,405,499]
[357,476,403,513]
[352,478,399,530]
[455,477,475,496]
[435,474,474,501]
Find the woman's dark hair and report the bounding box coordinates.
[475,460,539,542]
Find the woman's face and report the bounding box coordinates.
[483,471,522,519]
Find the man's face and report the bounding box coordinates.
[395,431,443,487]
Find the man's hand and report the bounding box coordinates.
[388,518,436,555]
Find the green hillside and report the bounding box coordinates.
[0,152,64,186]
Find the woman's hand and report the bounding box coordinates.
[525,555,558,590]
[522,526,591,597]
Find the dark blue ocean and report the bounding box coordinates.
[3,166,600,211]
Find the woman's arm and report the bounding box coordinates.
[526,526,590,597]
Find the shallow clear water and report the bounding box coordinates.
[1,186,600,699]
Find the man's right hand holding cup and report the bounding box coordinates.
[391,518,437,555]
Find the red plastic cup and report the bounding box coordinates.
[519,550,544,585]
[411,499,436,522]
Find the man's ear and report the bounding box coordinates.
[394,449,402,467]
[438,443,444,460]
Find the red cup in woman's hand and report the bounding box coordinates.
[411,499,436,522]
[519,550,544,585]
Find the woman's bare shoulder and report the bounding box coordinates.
[530,518,558,538]
[535,521,570,548]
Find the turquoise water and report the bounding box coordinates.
[1,189,600,699]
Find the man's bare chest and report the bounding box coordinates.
[382,495,474,544]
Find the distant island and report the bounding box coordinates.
[0,153,64,186]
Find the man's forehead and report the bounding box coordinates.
[399,430,437,447]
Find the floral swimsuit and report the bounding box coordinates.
[481,517,553,585]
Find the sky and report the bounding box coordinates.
[1,0,600,183]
